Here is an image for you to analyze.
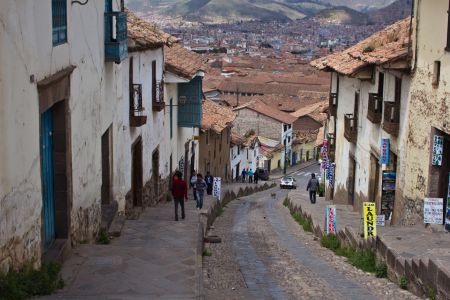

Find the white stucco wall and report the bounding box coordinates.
[0,0,120,268]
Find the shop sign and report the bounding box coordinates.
[363,202,377,240]
[179,157,184,174]
[380,138,390,165]
[213,177,221,201]
[432,135,443,166]
[325,205,337,234]
[424,198,444,224]
[446,173,450,232]
[376,215,385,226]
[381,171,396,220]
[327,163,335,186]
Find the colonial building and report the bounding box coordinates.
[230,133,261,181]
[400,1,450,226]
[199,100,236,181]
[0,0,127,270]
[311,18,412,219]
[113,12,175,218]
[164,43,205,181]
[233,100,297,170]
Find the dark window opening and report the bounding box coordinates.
[433,61,441,86]
[52,0,67,46]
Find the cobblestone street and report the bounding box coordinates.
[203,165,419,299]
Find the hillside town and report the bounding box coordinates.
[0,1,449,300]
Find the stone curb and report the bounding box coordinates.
[284,198,450,300]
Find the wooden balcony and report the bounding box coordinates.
[367,93,383,124]
[104,12,128,63]
[383,101,400,136]
[130,84,147,127]
[328,93,338,118]
[152,80,165,112]
[327,133,336,161]
[344,114,358,143]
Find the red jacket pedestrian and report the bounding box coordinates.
[172,172,188,221]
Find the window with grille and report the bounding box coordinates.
[52,0,67,46]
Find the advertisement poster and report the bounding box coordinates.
[178,157,184,176]
[363,202,377,240]
[423,198,444,224]
[376,215,385,226]
[213,177,221,201]
[432,135,443,166]
[446,173,450,232]
[328,163,335,186]
[381,171,396,220]
[325,205,337,234]
[380,138,390,165]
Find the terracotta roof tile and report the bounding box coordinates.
[290,100,328,123]
[231,131,246,146]
[311,18,411,75]
[202,100,236,133]
[165,44,207,80]
[127,11,176,52]
[234,100,297,125]
[315,127,325,147]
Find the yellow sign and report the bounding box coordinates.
[363,202,377,240]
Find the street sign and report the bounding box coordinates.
[363,202,377,240]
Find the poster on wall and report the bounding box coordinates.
[432,135,444,166]
[380,138,390,165]
[363,202,377,240]
[179,157,184,175]
[446,173,450,232]
[327,163,335,186]
[325,205,337,234]
[213,177,222,201]
[423,198,444,224]
[381,171,396,220]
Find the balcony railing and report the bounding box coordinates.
[329,93,338,118]
[130,84,147,127]
[152,80,165,112]
[105,11,128,63]
[367,93,383,124]
[383,101,400,136]
[344,114,358,143]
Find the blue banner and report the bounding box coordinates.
[380,138,390,165]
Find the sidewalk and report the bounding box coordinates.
[287,190,450,299]
[43,181,271,300]
[269,160,318,180]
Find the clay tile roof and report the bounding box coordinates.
[234,100,297,125]
[202,99,236,134]
[311,18,411,76]
[165,44,207,80]
[231,131,246,146]
[290,101,328,123]
[127,11,176,52]
[243,135,259,147]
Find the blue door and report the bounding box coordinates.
[41,108,55,249]
[292,152,297,165]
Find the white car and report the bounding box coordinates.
[280,176,297,189]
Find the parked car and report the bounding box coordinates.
[280,176,296,189]
[255,168,269,181]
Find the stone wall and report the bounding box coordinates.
[234,108,281,141]
[198,128,232,182]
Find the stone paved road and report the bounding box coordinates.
[204,164,419,300]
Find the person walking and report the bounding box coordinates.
[195,174,207,210]
[205,171,214,195]
[254,169,259,184]
[241,169,247,183]
[248,168,254,183]
[171,171,188,221]
[190,170,197,202]
[306,173,320,204]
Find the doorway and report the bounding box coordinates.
[236,163,240,181]
[348,157,357,205]
[152,148,160,196]
[369,154,381,205]
[131,138,143,207]
[101,126,113,205]
[40,101,69,250]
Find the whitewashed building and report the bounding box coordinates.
[311,18,412,219]
[0,0,127,270]
[164,44,205,180]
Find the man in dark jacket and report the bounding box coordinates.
[205,172,214,195]
[172,171,188,221]
[306,173,320,204]
[195,174,207,209]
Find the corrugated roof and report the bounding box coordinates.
[165,44,207,80]
[311,18,411,75]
